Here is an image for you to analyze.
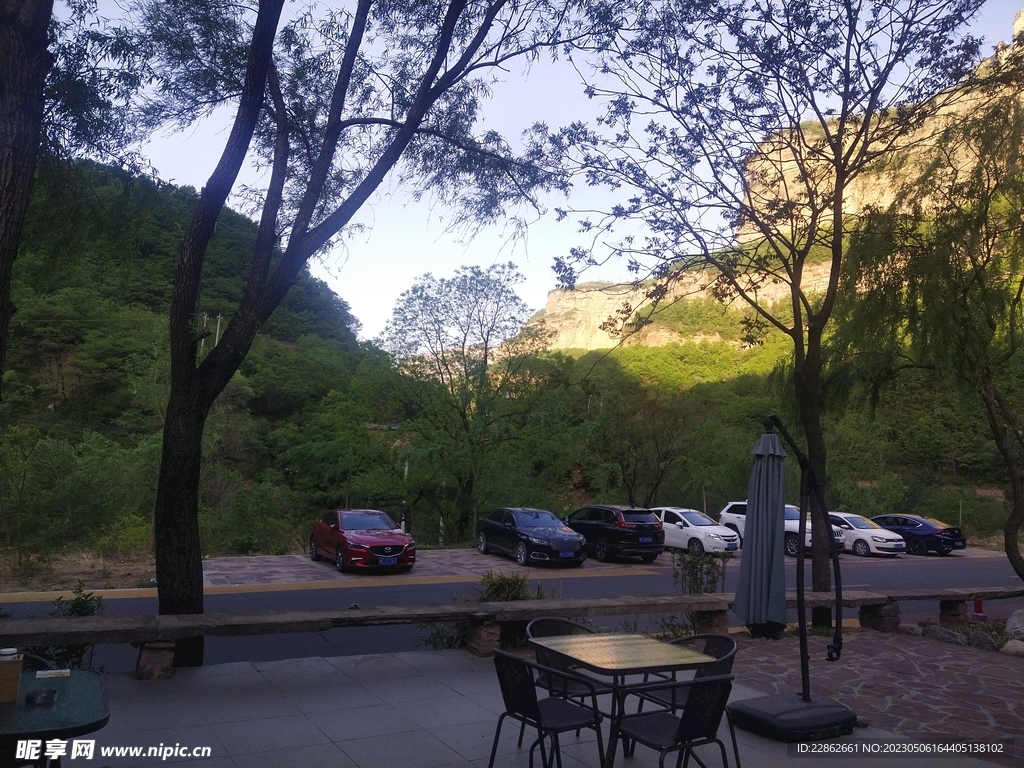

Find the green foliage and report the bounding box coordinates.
[27,582,105,669]
[422,570,537,650]
[477,570,532,602]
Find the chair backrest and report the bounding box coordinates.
[671,633,738,679]
[525,617,596,639]
[493,650,542,722]
[674,674,734,744]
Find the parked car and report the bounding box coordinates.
[476,507,587,567]
[564,505,664,563]
[869,514,967,555]
[718,501,845,556]
[310,509,416,572]
[828,512,905,557]
[650,507,740,554]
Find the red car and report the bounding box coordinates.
[310,509,416,572]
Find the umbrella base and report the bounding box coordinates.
[728,692,857,743]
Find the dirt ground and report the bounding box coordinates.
[1,550,157,594]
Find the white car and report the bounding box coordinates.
[829,512,905,557]
[718,501,845,556]
[651,507,740,554]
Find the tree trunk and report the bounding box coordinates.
[979,381,1024,583]
[794,324,833,628]
[153,375,209,666]
[0,0,54,399]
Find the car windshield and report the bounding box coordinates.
[514,510,563,528]
[341,512,397,531]
[681,511,716,526]
[784,506,801,520]
[844,516,881,530]
[925,517,953,528]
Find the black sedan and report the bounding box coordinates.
[565,504,664,563]
[870,514,967,555]
[476,507,587,567]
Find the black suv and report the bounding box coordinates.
[565,505,665,562]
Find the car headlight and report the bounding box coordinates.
[527,536,547,546]
[347,541,367,549]
[706,533,722,541]
[407,540,416,548]
[870,536,887,543]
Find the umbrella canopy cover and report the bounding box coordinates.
[734,431,787,639]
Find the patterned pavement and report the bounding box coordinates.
[732,629,1024,766]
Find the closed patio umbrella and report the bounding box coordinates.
[733,430,787,639]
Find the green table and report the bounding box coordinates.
[0,670,109,767]
[530,634,713,768]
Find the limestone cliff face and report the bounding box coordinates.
[538,262,833,351]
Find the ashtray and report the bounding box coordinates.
[25,689,57,706]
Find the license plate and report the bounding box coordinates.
[379,557,397,565]
[954,541,965,548]
[893,543,904,549]
[639,536,653,543]
[727,542,738,550]
[559,551,574,558]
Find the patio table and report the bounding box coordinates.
[0,669,109,767]
[530,633,714,768]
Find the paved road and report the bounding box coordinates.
[2,547,1019,672]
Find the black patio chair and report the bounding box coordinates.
[526,617,616,694]
[636,634,738,714]
[618,673,741,768]
[488,650,605,768]
[525,617,616,740]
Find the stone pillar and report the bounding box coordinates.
[939,600,968,631]
[135,642,176,680]
[859,600,900,632]
[691,610,729,634]
[466,622,501,657]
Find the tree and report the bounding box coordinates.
[139,0,604,664]
[544,0,983,617]
[0,0,55,401]
[839,86,1024,581]
[0,1,143,400]
[380,263,548,540]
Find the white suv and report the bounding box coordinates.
[718,501,845,557]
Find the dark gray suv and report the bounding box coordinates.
[565,505,665,563]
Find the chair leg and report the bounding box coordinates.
[518,719,526,747]
[726,709,742,768]
[715,737,730,768]
[487,713,508,768]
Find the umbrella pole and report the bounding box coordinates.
[796,464,812,702]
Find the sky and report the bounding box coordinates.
[137,2,1024,340]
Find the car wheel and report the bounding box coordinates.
[309,537,321,561]
[908,537,928,556]
[936,545,953,556]
[784,534,799,558]
[594,538,611,562]
[335,547,346,572]
[477,532,489,554]
[515,542,529,566]
[688,538,705,556]
[853,539,870,557]
[640,553,658,563]
[725,524,742,547]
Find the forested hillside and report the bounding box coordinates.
[0,160,1009,574]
